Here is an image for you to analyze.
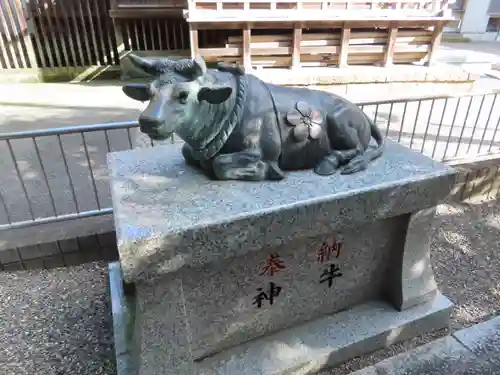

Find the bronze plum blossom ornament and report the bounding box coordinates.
[286,101,324,142]
[122,54,385,181]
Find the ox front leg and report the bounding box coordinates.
[212,150,273,181]
[182,143,216,177]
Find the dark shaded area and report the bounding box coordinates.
[0,231,118,271]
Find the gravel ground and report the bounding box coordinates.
[0,262,115,375]
[325,198,500,374]
[1,199,500,375]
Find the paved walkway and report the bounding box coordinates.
[352,315,500,374]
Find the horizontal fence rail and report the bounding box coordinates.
[0,90,499,231]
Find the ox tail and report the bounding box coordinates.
[341,113,385,175]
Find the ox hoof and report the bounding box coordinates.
[341,157,368,175]
[314,157,340,176]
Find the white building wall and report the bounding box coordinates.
[460,0,495,40]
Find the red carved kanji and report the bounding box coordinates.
[317,239,343,264]
[260,253,285,276]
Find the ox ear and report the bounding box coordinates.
[122,84,150,102]
[197,86,232,105]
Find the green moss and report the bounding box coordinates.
[0,65,122,83]
[442,35,472,43]
[39,66,122,82]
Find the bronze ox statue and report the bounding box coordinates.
[122,54,385,181]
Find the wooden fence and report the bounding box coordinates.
[0,0,119,70]
[0,0,34,69]
[0,0,454,73]
[0,0,227,71]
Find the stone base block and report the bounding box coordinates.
[109,262,453,375]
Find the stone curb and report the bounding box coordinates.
[351,315,500,374]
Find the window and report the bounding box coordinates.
[450,0,466,11]
[486,17,500,32]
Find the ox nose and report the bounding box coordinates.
[138,116,161,134]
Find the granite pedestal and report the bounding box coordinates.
[107,140,458,375]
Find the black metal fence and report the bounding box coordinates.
[0,90,499,232]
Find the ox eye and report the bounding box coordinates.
[178,91,189,104]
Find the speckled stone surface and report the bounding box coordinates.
[108,139,458,375]
[385,206,441,311]
[107,140,457,284]
[182,218,404,359]
[453,316,500,368]
[193,294,453,375]
[108,263,454,375]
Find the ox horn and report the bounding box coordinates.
[191,54,207,79]
[127,53,207,79]
[127,54,164,77]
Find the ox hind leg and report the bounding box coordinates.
[212,150,284,181]
[314,114,368,176]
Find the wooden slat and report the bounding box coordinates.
[227,29,432,43]
[292,23,302,68]
[0,0,22,68]
[50,0,70,66]
[58,0,78,66]
[140,19,148,50]
[189,24,199,58]
[0,15,11,68]
[172,18,179,49]
[339,25,350,67]
[92,0,113,65]
[179,19,187,50]
[83,0,101,65]
[188,19,441,30]
[243,24,252,71]
[226,35,431,49]
[16,0,39,68]
[155,19,163,50]
[197,50,427,67]
[425,20,444,66]
[46,0,64,66]
[383,25,398,66]
[191,0,443,5]
[110,9,183,18]
[76,0,92,65]
[35,0,55,67]
[186,13,453,24]
[27,0,46,68]
[5,0,32,68]
[199,43,429,57]
[101,0,120,65]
